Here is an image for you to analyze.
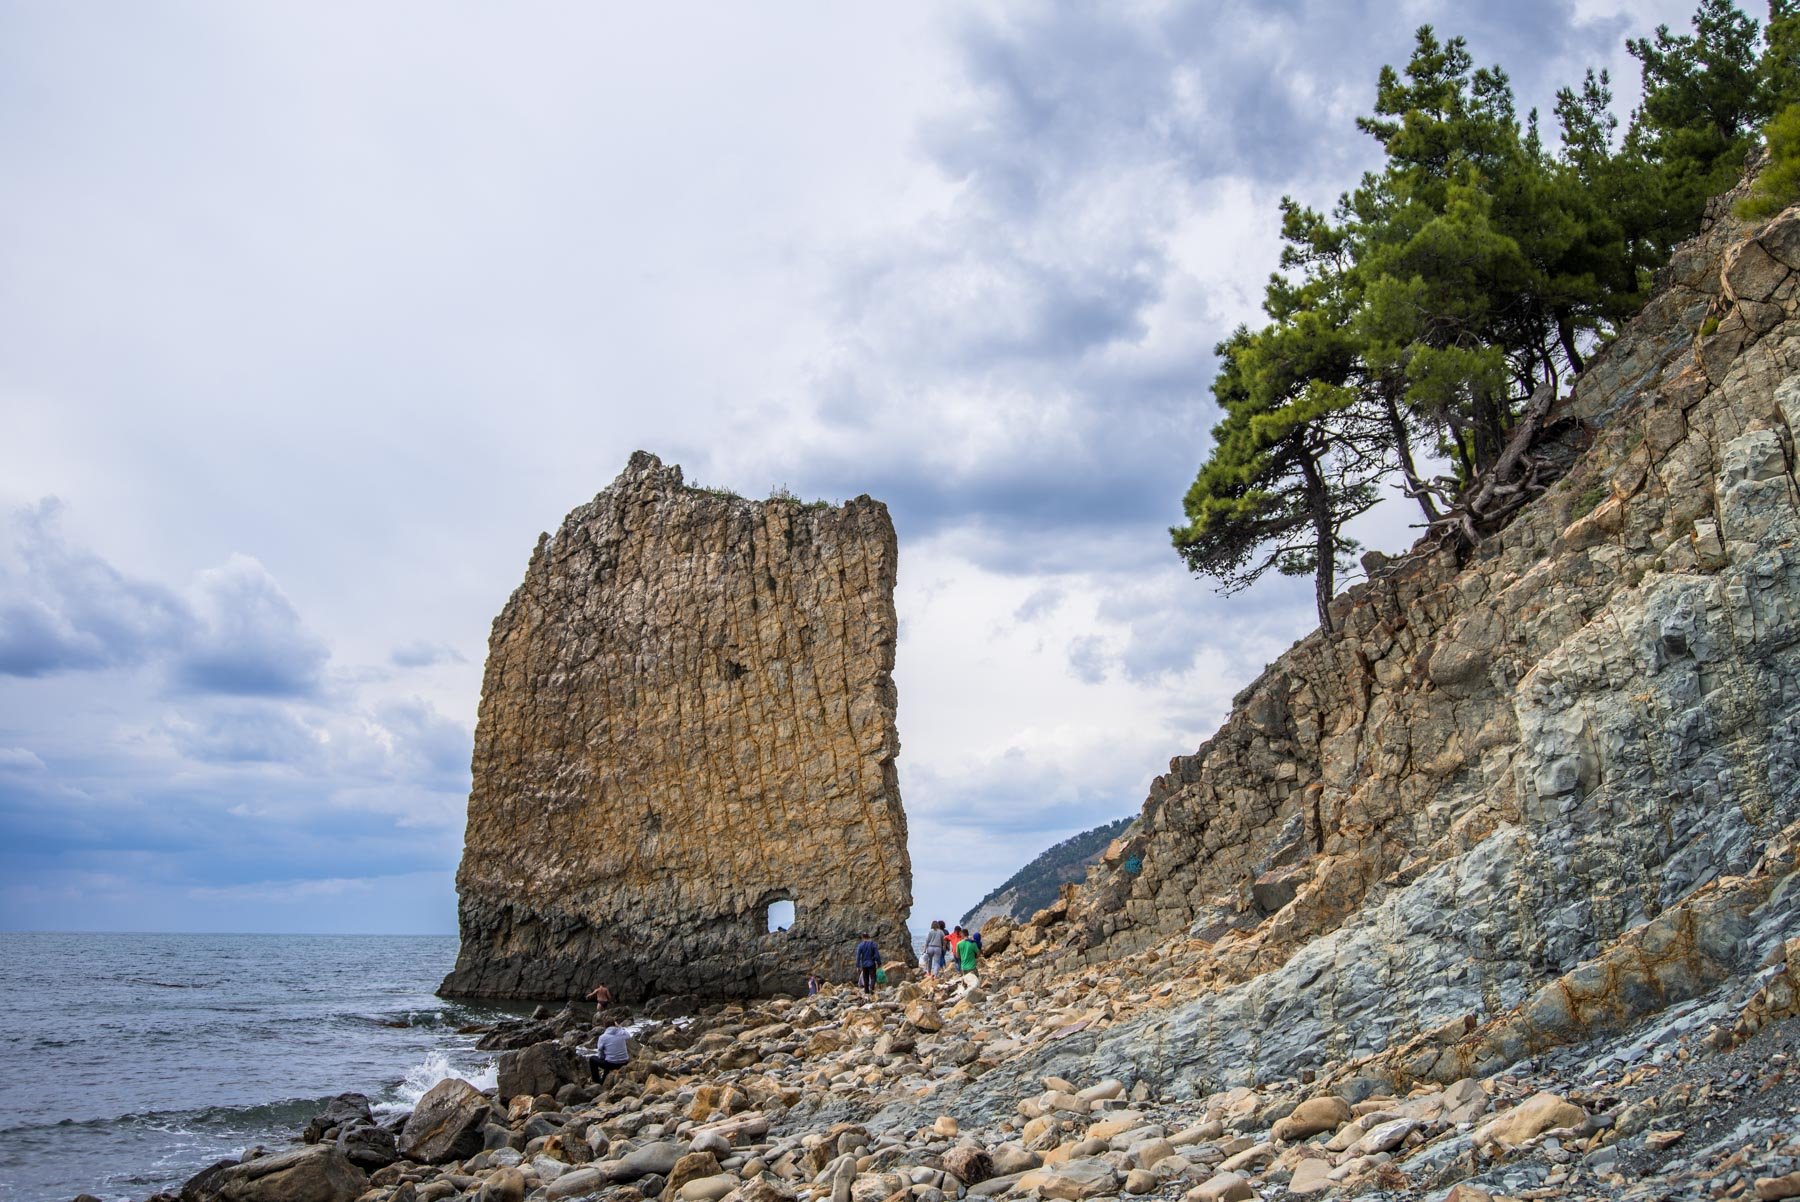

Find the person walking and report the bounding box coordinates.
[956,927,980,975]
[854,932,881,993]
[923,921,947,979]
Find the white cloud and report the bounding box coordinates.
[0,747,45,771]
[175,554,330,697]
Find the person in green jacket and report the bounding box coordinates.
[955,926,979,973]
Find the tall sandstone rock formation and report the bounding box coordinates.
[990,185,1800,1096]
[441,453,911,1002]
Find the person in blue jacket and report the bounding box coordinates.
[854,933,881,993]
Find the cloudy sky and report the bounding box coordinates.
[0,0,1695,934]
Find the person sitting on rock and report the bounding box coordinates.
[854,933,881,993]
[584,1022,631,1083]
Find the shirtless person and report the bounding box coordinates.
[585,983,613,1007]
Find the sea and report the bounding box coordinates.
[0,933,524,1202]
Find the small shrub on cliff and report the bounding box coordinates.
[1737,103,1800,218]
[769,485,832,510]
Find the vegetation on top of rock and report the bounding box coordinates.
[958,816,1133,928]
[768,485,833,511]
[1740,103,1800,218]
[1174,0,1800,631]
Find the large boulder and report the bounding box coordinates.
[660,1151,722,1200]
[398,1077,492,1163]
[904,1000,944,1033]
[572,1140,687,1189]
[335,1122,397,1169]
[675,1175,737,1202]
[180,1145,367,1202]
[1026,1161,1119,1201]
[477,1168,527,1202]
[1270,1095,1352,1142]
[497,1040,587,1101]
[438,453,913,1003]
[686,1084,748,1122]
[978,916,1015,956]
[1473,1091,1587,1150]
[943,1147,994,1185]
[301,1094,374,1145]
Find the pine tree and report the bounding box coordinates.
[1628,0,1765,245]
[1172,317,1384,631]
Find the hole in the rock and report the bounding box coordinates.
[766,898,795,933]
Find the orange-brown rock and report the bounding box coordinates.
[441,452,911,1001]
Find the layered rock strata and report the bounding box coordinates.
[1022,186,1800,1089]
[440,453,910,1002]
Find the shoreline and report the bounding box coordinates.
[131,933,1800,1202]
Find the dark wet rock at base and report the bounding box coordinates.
[179,1146,367,1202]
[335,1123,397,1170]
[301,1095,373,1146]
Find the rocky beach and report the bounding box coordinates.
[142,914,1800,1202]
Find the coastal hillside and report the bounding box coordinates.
[960,817,1133,929]
[948,163,1800,1104]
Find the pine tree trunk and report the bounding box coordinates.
[1556,311,1587,374]
[1299,447,1336,633]
[1382,386,1441,523]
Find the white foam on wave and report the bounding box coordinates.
[373,1049,498,1116]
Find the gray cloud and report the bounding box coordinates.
[1067,635,1109,685]
[1013,585,1064,623]
[0,502,329,698]
[163,703,324,766]
[0,500,191,676]
[726,0,1694,581]
[371,698,474,793]
[0,747,45,771]
[391,640,467,669]
[906,747,1137,839]
[173,554,330,697]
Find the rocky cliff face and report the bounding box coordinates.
[440,453,911,1002]
[1001,188,1800,1094]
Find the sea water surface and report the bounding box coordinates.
[0,933,522,1202]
